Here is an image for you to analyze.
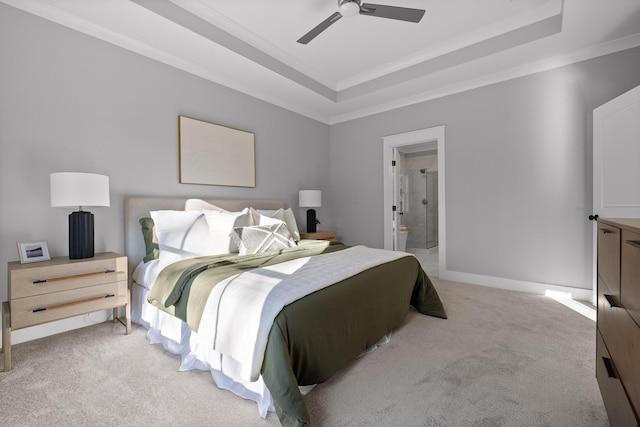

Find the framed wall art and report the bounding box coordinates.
[17,240,51,263]
[178,115,256,187]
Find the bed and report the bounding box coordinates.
[124,197,446,426]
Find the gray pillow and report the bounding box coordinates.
[231,223,296,255]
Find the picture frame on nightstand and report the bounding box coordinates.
[16,240,51,264]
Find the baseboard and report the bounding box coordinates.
[439,269,593,302]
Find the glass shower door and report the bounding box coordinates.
[403,169,438,251]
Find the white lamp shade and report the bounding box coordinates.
[299,190,321,208]
[50,172,110,208]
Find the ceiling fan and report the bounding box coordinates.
[297,0,425,44]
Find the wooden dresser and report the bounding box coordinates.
[596,218,640,426]
[2,252,130,371]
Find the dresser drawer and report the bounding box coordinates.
[598,223,621,295]
[598,276,619,341]
[622,230,640,326]
[598,279,640,417]
[9,253,127,299]
[596,330,639,426]
[10,280,127,330]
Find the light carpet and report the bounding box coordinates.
[0,278,608,426]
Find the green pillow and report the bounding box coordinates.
[139,217,159,263]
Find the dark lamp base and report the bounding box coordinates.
[69,211,94,259]
[306,209,317,233]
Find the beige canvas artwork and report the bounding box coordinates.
[179,116,255,187]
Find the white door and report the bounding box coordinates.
[592,84,640,302]
[382,126,446,276]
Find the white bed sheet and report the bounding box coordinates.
[132,260,276,418]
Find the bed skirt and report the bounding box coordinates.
[131,282,276,418]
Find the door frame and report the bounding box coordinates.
[382,126,446,277]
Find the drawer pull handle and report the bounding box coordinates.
[33,269,116,284]
[32,294,116,312]
[600,229,614,234]
[603,294,619,308]
[602,357,618,379]
[626,240,640,251]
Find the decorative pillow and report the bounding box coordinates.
[185,199,228,212]
[203,208,251,254]
[250,207,284,224]
[250,207,284,226]
[251,207,301,241]
[150,210,215,264]
[139,217,159,263]
[282,208,301,241]
[231,223,296,255]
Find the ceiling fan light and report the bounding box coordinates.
[339,1,360,17]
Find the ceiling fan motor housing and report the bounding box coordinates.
[339,0,361,17]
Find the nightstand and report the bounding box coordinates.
[300,230,337,242]
[2,252,129,371]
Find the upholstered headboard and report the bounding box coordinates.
[124,197,286,281]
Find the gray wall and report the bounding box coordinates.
[0,5,330,312]
[330,46,640,291]
[3,1,640,345]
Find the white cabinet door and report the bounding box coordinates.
[592,84,640,302]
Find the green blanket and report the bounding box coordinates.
[148,242,446,426]
[263,254,446,426]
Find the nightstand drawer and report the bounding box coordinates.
[10,280,127,330]
[4,252,130,372]
[9,253,126,299]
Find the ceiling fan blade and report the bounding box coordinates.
[297,12,343,44]
[360,3,425,23]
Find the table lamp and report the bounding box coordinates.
[299,190,321,233]
[50,172,110,259]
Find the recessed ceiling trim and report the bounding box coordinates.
[172,0,338,90]
[336,0,564,90]
[329,33,640,125]
[2,0,640,126]
[131,0,338,102]
[337,12,563,102]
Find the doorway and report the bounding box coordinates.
[396,151,438,251]
[382,126,446,279]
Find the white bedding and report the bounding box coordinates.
[132,246,403,418]
[202,245,408,381]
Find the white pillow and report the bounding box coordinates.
[150,210,214,264]
[251,207,300,241]
[203,208,251,254]
[231,223,296,255]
